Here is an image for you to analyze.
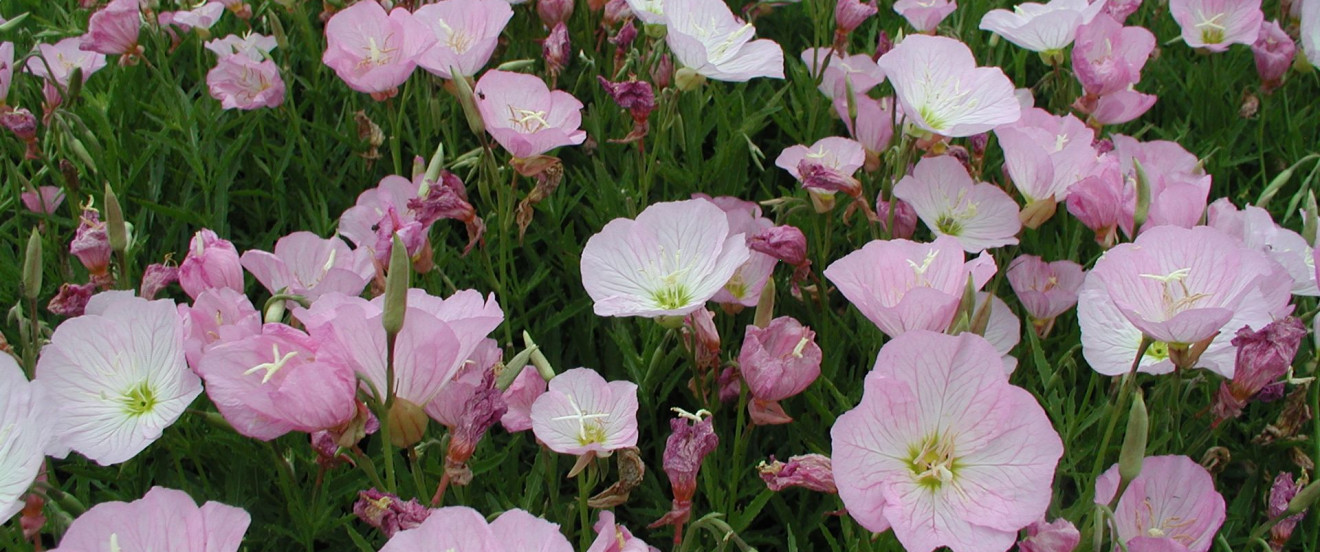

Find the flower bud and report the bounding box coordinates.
[22,228,42,300]
[543,22,571,78]
[1252,20,1295,93]
[651,54,674,89]
[674,66,705,92]
[448,72,486,138]
[387,399,428,449]
[382,233,410,337]
[876,198,917,239]
[1286,479,1320,517]
[1018,518,1081,552]
[524,331,556,380]
[1118,391,1148,485]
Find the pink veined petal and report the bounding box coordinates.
[490,509,574,552]
[380,506,501,552]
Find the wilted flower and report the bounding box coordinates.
[893,155,1022,252]
[544,22,571,79]
[207,54,285,110]
[1170,0,1263,52]
[739,316,821,425]
[1211,317,1306,424]
[599,76,655,143]
[979,0,1107,55]
[775,137,866,198]
[538,0,575,26]
[321,1,434,99]
[1095,456,1226,552]
[354,489,431,539]
[757,454,837,493]
[893,0,957,32]
[50,487,250,552]
[749,225,808,268]
[1018,518,1081,552]
[0,42,11,104]
[1268,473,1308,550]
[587,510,654,552]
[1007,255,1085,335]
[663,0,785,82]
[338,174,435,270]
[474,70,586,159]
[70,208,111,277]
[530,368,639,458]
[650,410,719,542]
[1106,0,1143,21]
[179,228,245,300]
[47,282,96,317]
[0,354,54,524]
[832,331,1063,552]
[877,34,1020,137]
[240,232,373,302]
[80,0,143,63]
[1,108,39,159]
[681,308,721,372]
[1252,20,1295,92]
[835,0,878,34]
[37,292,202,466]
[580,198,750,318]
[139,262,179,300]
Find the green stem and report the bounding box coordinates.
[380,330,399,493]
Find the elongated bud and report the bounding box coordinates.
[496,361,528,391]
[1303,191,1317,246]
[424,142,446,185]
[1132,159,1151,233]
[449,71,486,137]
[1287,480,1320,516]
[22,229,42,301]
[382,234,410,336]
[494,59,537,71]
[947,274,977,335]
[753,277,776,329]
[523,331,555,380]
[969,292,992,336]
[68,136,97,173]
[103,184,128,254]
[66,67,84,104]
[844,76,857,121]
[1118,390,1148,484]
[0,13,28,32]
[268,15,289,53]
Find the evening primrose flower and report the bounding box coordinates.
[1170,0,1263,52]
[876,34,1020,137]
[1095,456,1226,552]
[0,354,54,524]
[1007,254,1085,334]
[979,0,1107,56]
[994,107,1097,203]
[832,331,1063,552]
[530,368,639,469]
[580,198,750,318]
[379,505,572,552]
[240,231,374,302]
[414,0,513,79]
[51,487,250,552]
[662,0,785,82]
[695,195,776,308]
[893,0,958,33]
[206,54,285,110]
[474,70,586,159]
[321,0,435,99]
[893,155,1022,253]
[36,292,202,466]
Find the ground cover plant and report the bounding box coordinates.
[2,0,1320,550]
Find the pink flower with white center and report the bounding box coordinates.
[662,0,785,82]
[1084,225,1291,358]
[206,33,277,61]
[774,136,866,196]
[414,0,513,79]
[1072,13,1155,96]
[0,354,54,524]
[27,37,108,90]
[80,0,143,61]
[995,107,1097,203]
[196,324,357,440]
[1170,0,1263,52]
[587,510,655,552]
[832,331,1063,552]
[321,1,435,99]
[893,0,958,33]
[21,186,65,214]
[179,228,245,300]
[1019,518,1081,552]
[240,231,374,302]
[207,54,285,110]
[824,235,997,337]
[739,316,822,425]
[580,198,750,318]
[979,0,1108,55]
[179,287,262,370]
[1304,0,1320,67]
[171,2,225,30]
[893,155,1022,253]
[1207,198,1318,296]
[975,291,1023,375]
[500,364,547,433]
[877,35,1020,137]
[1095,456,1225,552]
[302,289,503,416]
[1252,20,1295,92]
[530,368,639,457]
[1111,135,1211,236]
[0,41,12,104]
[1007,255,1085,326]
[694,194,776,307]
[51,487,249,552]
[474,70,586,159]
[625,0,666,25]
[36,292,203,466]
[801,48,885,98]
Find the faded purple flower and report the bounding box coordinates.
[353,489,430,538]
[1212,317,1307,424]
[649,410,719,542]
[757,454,837,493]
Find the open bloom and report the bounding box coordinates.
[877,34,1020,137]
[240,231,373,302]
[51,487,249,552]
[801,48,885,99]
[380,505,571,552]
[530,368,639,456]
[580,198,750,318]
[995,107,1097,203]
[338,174,434,269]
[893,0,958,32]
[775,137,866,197]
[27,37,108,92]
[414,0,513,79]
[1072,13,1156,97]
[1207,198,1318,296]
[1095,456,1225,552]
[662,0,785,81]
[36,292,203,466]
[206,33,277,61]
[1007,255,1084,329]
[832,331,1063,552]
[696,195,776,307]
[321,1,434,98]
[474,70,586,159]
[979,0,1107,54]
[80,0,143,60]
[0,355,54,524]
[1170,0,1263,52]
[824,235,997,337]
[893,155,1022,253]
[207,54,285,110]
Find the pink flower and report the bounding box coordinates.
[1170,0,1263,52]
[824,235,997,337]
[493,508,575,552]
[1095,456,1225,552]
[1072,14,1156,96]
[1087,88,1157,125]
[1268,473,1307,550]
[739,316,821,425]
[1111,135,1211,235]
[171,2,225,30]
[624,0,665,25]
[980,0,1107,54]
[51,487,249,552]
[500,365,546,433]
[835,0,878,33]
[205,33,277,61]
[893,155,1021,253]
[775,137,866,196]
[749,225,808,268]
[21,186,65,214]
[414,0,513,79]
[474,70,586,159]
[893,0,958,33]
[70,209,111,277]
[240,231,373,302]
[877,35,1020,137]
[1207,198,1317,296]
[354,489,430,539]
[876,198,918,239]
[1019,518,1081,552]
[832,330,1063,552]
[79,0,143,60]
[1088,225,1290,347]
[1065,153,1124,246]
[834,92,896,163]
[977,291,1023,375]
[140,263,179,299]
[1252,20,1295,92]
[207,54,285,110]
[1304,0,1320,67]
[321,1,434,98]
[0,354,55,524]
[178,287,262,370]
[179,228,245,300]
[0,41,12,104]
[587,510,655,552]
[36,292,203,466]
[694,194,776,307]
[663,0,785,81]
[757,454,838,493]
[801,48,885,98]
[580,198,750,318]
[530,368,639,457]
[378,505,572,552]
[995,107,1097,202]
[338,174,433,267]
[1007,255,1085,326]
[1105,0,1143,22]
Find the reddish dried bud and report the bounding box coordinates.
[47,282,96,317]
[70,208,112,276]
[651,411,718,542]
[543,22,571,78]
[757,454,837,493]
[408,171,475,226]
[651,54,674,89]
[139,263,179,300]
[749,225,808,267]
[537,0,575,27]
[2,107,40,159]
[447,373,508,466]
[876,198,918,240]
[834,0,877,34]
[598,76,655,123]
[353,489,430,538]
[1213,318,1307,424]
[873,30,893,61]
[1269,472,1307,550]
[798,160,861,197]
